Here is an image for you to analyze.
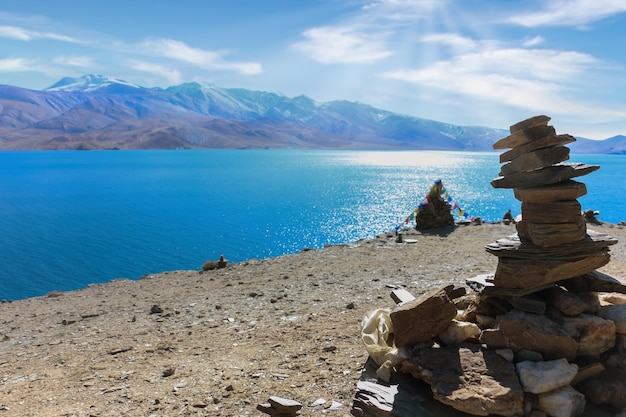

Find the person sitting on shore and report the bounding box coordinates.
[502,209,514,225]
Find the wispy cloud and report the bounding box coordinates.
[127,60,183,85]
[51,56,93,68]
[0,57,37,72]
[380,37,624,118]
[138,38,262,75]
[362,0,444,21]
[293,26,392,64]
[506,0,626,27]
[0,25,83,43]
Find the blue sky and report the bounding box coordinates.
[1,0,626,139]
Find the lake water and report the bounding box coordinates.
[1,149,624,300]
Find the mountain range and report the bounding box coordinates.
[1,74,624,153]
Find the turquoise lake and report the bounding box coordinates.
[1,150,624,300]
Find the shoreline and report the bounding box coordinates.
[0,222,624,416]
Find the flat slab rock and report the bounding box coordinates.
[400,344,524,417]
[491,162,599,189]
[484,230,617,259]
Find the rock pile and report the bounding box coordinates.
[415,197,455,230]
[352,116,626,417]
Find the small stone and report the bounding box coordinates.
[150,305,163,314]
[268,396,302,412]
[515,359,578,394]
[536,385,585,417]
[597,304,626,334]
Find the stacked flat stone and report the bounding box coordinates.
[415,197,455,230]
[488,115,616,291]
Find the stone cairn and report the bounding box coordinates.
[415,195,455,230]
[352,116,626,417]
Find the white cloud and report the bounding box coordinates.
[0,25,83,43]
[380,42,626,119]
[506,0,626,27]
[138,38,262,75]
[127,60,183,85]
[292,26,392,64]
[0,57,36,71]
[52,56,93,68]
[362,0,444,21]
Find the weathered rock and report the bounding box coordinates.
[597,304,626,334]
[466,273,555,297]
[500,134,575,163]
[503,294,546,314]
[437,319,481,346]
[560,270,626,294]
[577,368,626,409]
[390,287,457,348]
[513,180,587,203]
[542,287,587,316]
[491,162,600,189]
[400,344,524,416]
[516,219,586,247]
[500,146,570,176]
[493,125,556,150]
[515,359,578,394]
[485,230,617,259]
[479,309,578,360]
[493,252,610,290]
[268,396,302,413]
[536,385,586,417]
[521,200,582,224]
[509,115,551,134]
[559,314,616,356]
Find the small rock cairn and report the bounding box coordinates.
[352,116,626,417]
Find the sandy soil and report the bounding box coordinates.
[1,222,625,417]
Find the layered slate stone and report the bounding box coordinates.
[499,145,570,176]
[516,218,586,247]
[484,230,617,259]
[491,162,599,189]
[493,251,610,289]
[508,114,551,133]
[513,180,587,203]
[559,270,626,294]
[400,344,524,417]
[492,124,556,150]
[478,309,578,360]
[500,133,576,163]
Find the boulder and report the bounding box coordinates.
[390,287,457,348]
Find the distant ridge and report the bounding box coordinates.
[0,74,622,153]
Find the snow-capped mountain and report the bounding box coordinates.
[46,74,142,93]
[0,74,621,152]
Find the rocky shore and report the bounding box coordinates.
[1,222,625,416]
